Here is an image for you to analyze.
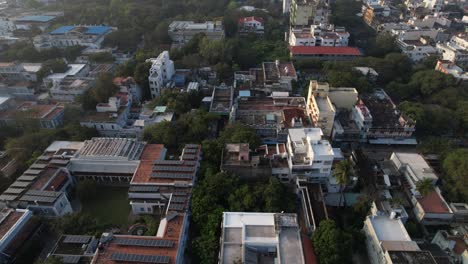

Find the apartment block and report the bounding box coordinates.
[168,21,224,45]
[287,128,334,183]
[306,81,336,137]
[289,25,349,47]
[147,51,175,98]
[219,212,306,264]
[290,0,318,27]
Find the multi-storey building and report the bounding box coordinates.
[49,77,94,102]
[437,33,468,67]
[0,101,65,129]
[218,212,306,264]
[230,95,310,143]
[289,25,349,47]
[363,214,437,264]
[168,21,224,45]
[352,90,416,144]
[33,25,115,51]
[287,128,334,183]
[435,60,468,81]
[0,141,82,217]
[306,81,336,137]
[147,51,175,98]
[0,62,42,82]
[290,0,318,27]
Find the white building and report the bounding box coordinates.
[0,62,42,82]
[363,214,437,264]
[43,63,90,87]
[33,25,115,51]
[147,51,175,98]
[0,208,34,260]
[49,77,94,102]
[423,0,444,13]
[289,25,349,47]
[390,152,438,194]
[168,21,224,45]
[219,212,305,264]
[306,81,336,137]
[435,60,468,81]
[397,37,437,62]
[437,34,468,67]
[238,16,264,35]
[287,128,334,183]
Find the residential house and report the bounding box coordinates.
[0,101,65,129]
[289,25,349,47]
[43,63,90,88]
[437,33,468,67]
[221,143,272,180]
[168,21,224,45]
[352,90,416,144]
[0,62,42,82]
[230,95,310,143]
[397,37,437,62]
[435,60,468,81]
[113,76,142,103]
[0,81,35,100]
[306,80,336,137]
[210,84,233,115]
[362,4,391,28]
[147,51,175,98]
[49,77,94,102]
[47,235,98,264]
[287,128,334,183]
[290,0,319,27]
[432,230,468,264]
[218,212,306,264]
[33,25,115,51]
[363,214,437,264]
[238,16,264,35]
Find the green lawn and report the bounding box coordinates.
[81,186,130,228]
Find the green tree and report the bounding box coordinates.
[40,256,63,264]
[89,52,114,63]
[92,73,119,103]
[416,178,434,197]
[313,220,349,264]
[143,121,178,147]
[76,180,98,201]
[442,149,468,202]
[333,160,353,207]
[37,59,69,81]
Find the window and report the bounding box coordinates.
[140,208,144,212]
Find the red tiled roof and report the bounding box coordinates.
[417,190,451,214]
[301,234,318,264]
[44,171,68,191]
[289,46,362,56]
[238,16,264,24]
[0,210,24,240]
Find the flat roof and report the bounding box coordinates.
[393,152,438,182]
[0,96,10,105]
[16,15,55,22]
[368,215,411,242]
[49,25,112,35]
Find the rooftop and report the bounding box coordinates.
[393,152,438,182]
[15,15,55,22]
[0,102,64,121]
[368,215,412,242]
[417,189,451,214]
[387,250,437,264]
[0,209,26,240]
[49,25,112,35]
[74,138,146,161]
[289,46,362,56]
[220,212,305,264]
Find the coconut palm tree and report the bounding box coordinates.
[416,178,434,197]
[333,159,353,207]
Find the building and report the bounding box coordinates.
[437,33,468,67]
[238,16,264,35]
[432,230,468,264]
[362,4,391,28]
[0,151,18,178]
[290,0,319,27]
[327,87,358,110]
[0,101,65,129]
[0,62,42,82]
[435,60,468,81]
[353,67,378,82]
[230,96,310,143]
[289,46,363,60]
[113,76,142,103]
[47,235,98,263]
[13,15,57,31]
[353,90,416,144]
[0,141,82,217]
[283,0,291,13]
[147,51,175,98]
[306,81,336,137]
[168,21,224,45]
[0,17,15,36]
[397,37,437,62]
[49,77,94,102]
[219,212,305,264]
[289,25,349,47]
[33,25,115,51]
[0,208,39,263]
[0,81,35,100]
[233,60,297,93]
[69,138,145,183]
[221,143,272,180]
[210,85,233,115]
[287,128,334,183]
[363,214,437,264]
[297,182,328,232]
[423,0,444,13]
[389,152,438,194]
[43,63,90,87]
[412,187,454,225]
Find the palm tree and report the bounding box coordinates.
[416,178,434,197]
[333,160,353,207]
